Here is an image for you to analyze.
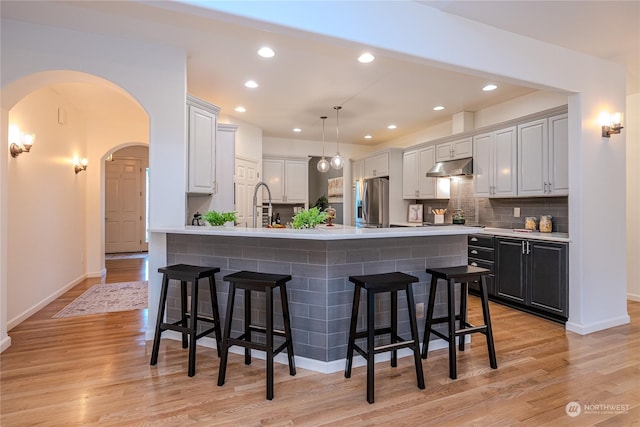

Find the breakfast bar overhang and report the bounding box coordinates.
[149,225,482,372]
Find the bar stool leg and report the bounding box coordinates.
[279,284,296,375]
[150,274,170,365]
[447,278,457,380]
[366,288,376,404]
[180,280,188,349]
[187,277,199,377]
[209,276,222,358]
[405,283,425,389]
[459,282,468,352]
[244,289,252,365]
[265,286,274,400]
[480,276,498,369]
[217,282,236,387]
[391,289,398,368]
[345,285,361,378]
[421,276,438,359]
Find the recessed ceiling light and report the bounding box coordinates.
[364,134,372,139]
[358,52,375,63]
[293,128,302,133]
[235,106,246,113]
[483,84,497,91]
[258,47,275,58]
[244,80,259,89]
[433,105,445,111]
[387,124,397,130]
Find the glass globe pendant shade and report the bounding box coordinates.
[330,153,344,170]
[317,157,330,172]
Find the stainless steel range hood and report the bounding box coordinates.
[426,157,473,177]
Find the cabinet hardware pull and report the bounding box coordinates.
[471,262,478,267]
[471,250,478,254]
[521,241,526,254]
[471,237,478,242]
[526,241,531,254]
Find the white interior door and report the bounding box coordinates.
[105,158,143,253]
[235,157,259,228]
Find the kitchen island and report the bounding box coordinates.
[150,224,482,372]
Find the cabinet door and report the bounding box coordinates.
[435,142,452,162]
[418,146,437,199]
[402,151,418,199]
[352,159,364,183]
[493,126,517,197]
[518,119,547,196]
[187,105,216,194]
[452,137,473,159]
[364,152,389,178]
[262,159,284,202]
[549,114,569,195]
[495,238,526,302]
[284,160,308,203]
[528,241,568,317]
[473,132,493,197]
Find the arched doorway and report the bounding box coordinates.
[2,71,148,334]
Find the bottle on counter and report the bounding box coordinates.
[539,215,553,233]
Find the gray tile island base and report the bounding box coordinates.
[162,228,476,373]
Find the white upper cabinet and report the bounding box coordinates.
[364,152,389,178]
[352,159,364,183]
[403,146,449,200]
[517,114,568,196]
[435,137,473,162]
[473,126,517,198]
[263,158,309,204]
[187,95,220,194]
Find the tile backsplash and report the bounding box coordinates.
[418,176,569,233]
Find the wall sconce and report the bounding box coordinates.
[600,111,624,138]
[74,156,88,174]
[9,126,36,158]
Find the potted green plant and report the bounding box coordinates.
[204,210,237,227]
[291,207,329,229]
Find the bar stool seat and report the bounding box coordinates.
[150,264,222,377]
[421,265,497,379]
[345,272,425,404]
[217,271,295,400]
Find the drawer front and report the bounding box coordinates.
[468,246,494,261]
[468,258,494,273]
[468,234,494,248]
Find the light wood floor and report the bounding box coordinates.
[1,258,638,426]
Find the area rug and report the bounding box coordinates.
[52,281,148,318]
[105,252,148,260]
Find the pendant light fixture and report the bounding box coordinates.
[316,116,330,173]
[330,105,344,170]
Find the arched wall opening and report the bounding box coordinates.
[3,71,149,331]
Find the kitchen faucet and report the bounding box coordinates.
[252,181,273,228]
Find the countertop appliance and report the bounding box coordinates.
[356,177,389,228]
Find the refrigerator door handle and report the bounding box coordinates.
[362,180,369,223]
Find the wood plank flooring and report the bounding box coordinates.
[1,258,638,426]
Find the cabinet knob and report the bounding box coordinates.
[470,262,478,267]
[471,250,478,254]
[471,237,478,242]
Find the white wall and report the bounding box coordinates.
[1,18,187,350]
[204,1,629,334]
[7,88,87,328]
[219,114,263,162]
[627,92,640,301]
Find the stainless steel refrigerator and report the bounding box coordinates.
[356,177,389,228]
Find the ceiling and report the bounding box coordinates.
[2,1,638,146]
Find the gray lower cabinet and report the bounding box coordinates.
[495,237,568,322]
[468,234,495,295]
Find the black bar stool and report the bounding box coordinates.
[217,271,296,400]
[150,264,222,377]
[421,265,497,379]
[345,272,425,404]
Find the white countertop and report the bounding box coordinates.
[481,227,570,243]
[150,224,483,241]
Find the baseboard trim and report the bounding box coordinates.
[153,331,456,374]
[627,292,640,302]
[566,314,631,335]
[0,334,11,353]
[7,274,87,330]
[86,269,106,279]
